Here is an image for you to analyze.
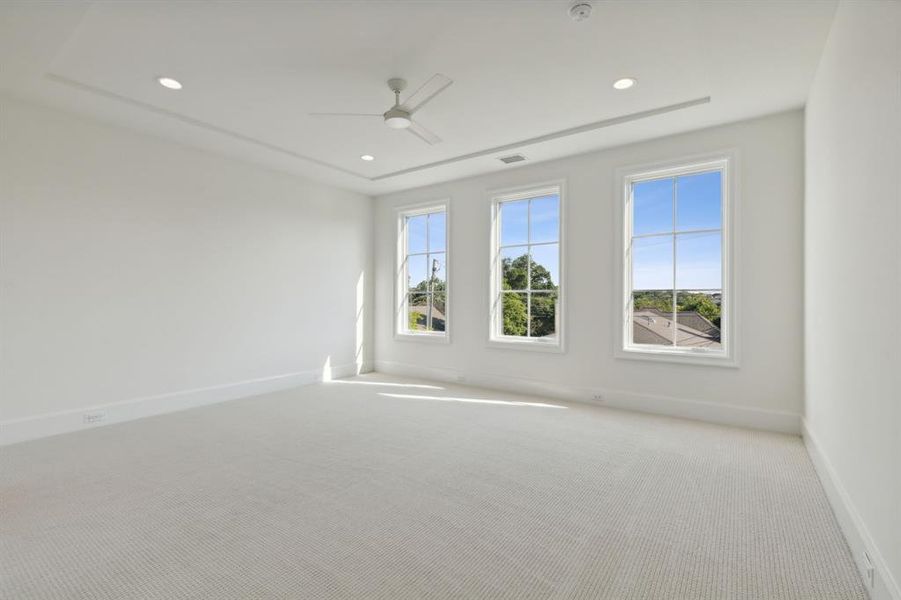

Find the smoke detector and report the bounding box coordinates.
[569,1,593,22]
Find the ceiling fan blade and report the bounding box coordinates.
[308,112,383,117]
[399,73,453,114]
[407,120,442,145]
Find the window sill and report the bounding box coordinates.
[615,346,738,368]
[487,337,564,354]
[394,332,449,344]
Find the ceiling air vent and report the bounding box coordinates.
[498,154,527,164]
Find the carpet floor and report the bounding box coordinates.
[1,374,866,599]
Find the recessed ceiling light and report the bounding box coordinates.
[613,78,636,90]
[157,77,183,90]
[360,154,375,161]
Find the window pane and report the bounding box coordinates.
[677,171,721,231]
[428,212,446,252]
[500,199,528,246]
[530,291,558,339]
[406,253,429,292]
[529,195,559,243]
[632,290,675,346]
[530,243,559,290]
[406,214,428,253]
[407,293,429,331]
[675,291,722,349]
[632,235,673,292]
[429,291,447,332]
[500,246,529,291]
[675,231,722,290]
[501,292,528,337]
[633,178,673,236]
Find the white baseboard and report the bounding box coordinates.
[0,361,370,446]
[374,360,800,434]
[803,420,900,600]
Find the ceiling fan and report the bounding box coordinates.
[309,74,453,145]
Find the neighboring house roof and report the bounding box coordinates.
[632,321,673,346]
[670,312,718,336]
[632,309,721,348]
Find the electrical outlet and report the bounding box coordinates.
[591,393,604,402]
[83,411,106,424]
[456,374,466,383]
[863,552,875,588]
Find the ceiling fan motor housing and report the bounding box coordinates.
[387,78,407,93]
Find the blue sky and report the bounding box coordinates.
[632,171,722,291]
[634,171,721,234]
[499,195,560,285]
[405,180,717,292]
[406,198,561,288]
[406,212,446,290]
[406,212,445,254]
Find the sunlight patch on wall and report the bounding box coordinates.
[322,356,332,382]
[355,272,365,374]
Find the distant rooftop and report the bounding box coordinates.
[633,309,721,348]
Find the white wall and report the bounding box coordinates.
[0,95,373,443]
[804,2,901,599]
[374,111,804,433]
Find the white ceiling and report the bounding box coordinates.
[0,1,836,195]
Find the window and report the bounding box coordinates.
[618,154,736,365]
[489,184,563,351]
[396,203,448,340]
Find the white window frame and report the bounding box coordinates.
[615,151,740,367]
[394,200,450,343]
[488,181,566,353]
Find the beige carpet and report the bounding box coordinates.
[1,374,866,599]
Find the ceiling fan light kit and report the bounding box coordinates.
[383,109,412,129]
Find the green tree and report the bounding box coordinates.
[408,309,424,330]
[530,293,557,337]
[410,278,447,314]
[502,293,528,336]
[499,253,557,337]
[633,290,673,312]
[677,293,721,327]
[410,278,445,294]
[501,254,555,291]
